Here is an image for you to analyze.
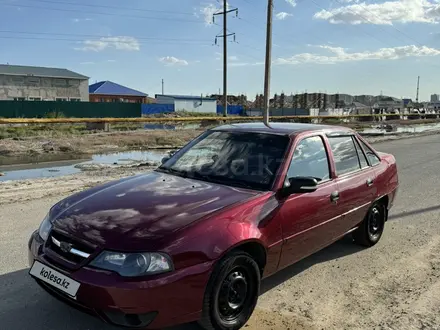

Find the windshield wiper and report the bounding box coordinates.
[191,172,255,190]
[156,167,188,178]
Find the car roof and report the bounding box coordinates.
[212,122,353,136]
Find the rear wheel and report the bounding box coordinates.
[353,201,386,247]
[199,251,260,330]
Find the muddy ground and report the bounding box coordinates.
[0,129,203,160]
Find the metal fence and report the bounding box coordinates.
[0,101,140,118]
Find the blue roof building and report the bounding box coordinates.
[89,81,148,103]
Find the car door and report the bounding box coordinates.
[277,135,346,270]
[326,134,378,230]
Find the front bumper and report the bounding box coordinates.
[28,231,214,329]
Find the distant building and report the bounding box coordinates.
[431,94,439,103]
[0,64,89,101]
[373,96,404,112]
[89,81,148,103]
[155,94,217,113]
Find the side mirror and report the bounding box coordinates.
[161,156,170,164]
[279,177,318,197]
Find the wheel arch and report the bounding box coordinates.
[375,195,389,221]
[220,239,267,276]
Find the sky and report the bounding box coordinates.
[1,0,440,101]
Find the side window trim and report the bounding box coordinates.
[284,134,333,186]
[352,136,369,169]
[328,134,363,177]
[355,136,381,167]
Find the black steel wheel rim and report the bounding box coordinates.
[368,206,383,239]
[218,268,250,322]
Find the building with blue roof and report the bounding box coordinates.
[155,94,217,113]
[89,81,149,104]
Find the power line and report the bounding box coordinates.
[0,3,203,23]
[0,30,211,43]
[22,0,195,16]
[0,35,210,45]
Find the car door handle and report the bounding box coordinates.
[330,191,340,203]
[366,178,374,187]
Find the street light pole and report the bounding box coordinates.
[263,0,273,126]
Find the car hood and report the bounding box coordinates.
[50,171,260,250]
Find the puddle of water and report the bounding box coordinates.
[0,150,167,182]
[143,123,202,130]
[361,123,440,135]
[0,153,87,167]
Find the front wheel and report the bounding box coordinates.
[199,251,260,330]
[353,201,386,247]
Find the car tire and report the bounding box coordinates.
[353,201,387,247]
[198,251,261,330]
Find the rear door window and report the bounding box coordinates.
[328,136,361,176]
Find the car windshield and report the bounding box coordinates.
[157,131,289,191]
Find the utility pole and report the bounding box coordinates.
[416,76,420,103]
[263,0,274,126]
[214,2,238,117]
[161,79,164,95]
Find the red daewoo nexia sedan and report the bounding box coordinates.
[28,123,399,330]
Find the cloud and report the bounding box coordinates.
[275,12,293,20]
[314,0,440,25]
[75,36,140,52]
[200,4,217,26]
[159,56,189,66]
[285,0,297,7]
[72,18,92,23]
[199,1,231,26]
[273,44,440,65]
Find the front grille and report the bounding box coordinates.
[47,231,96,265]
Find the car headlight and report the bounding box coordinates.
[38,214,52,241]
[89,251,173,277]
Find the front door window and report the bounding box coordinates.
[286,135,331,183]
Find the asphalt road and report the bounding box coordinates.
[1,134,440,330]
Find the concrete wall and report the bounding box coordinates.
[155,95,216,113]
[0,74,89,101]
[174,99,216,113]
[174,100,217,113]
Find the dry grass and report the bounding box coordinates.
[0,129,203,158]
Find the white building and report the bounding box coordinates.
[431,94,439,103]
[0,64,89,101]
[155,94,217,113]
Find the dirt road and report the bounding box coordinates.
[1,134,440,329]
